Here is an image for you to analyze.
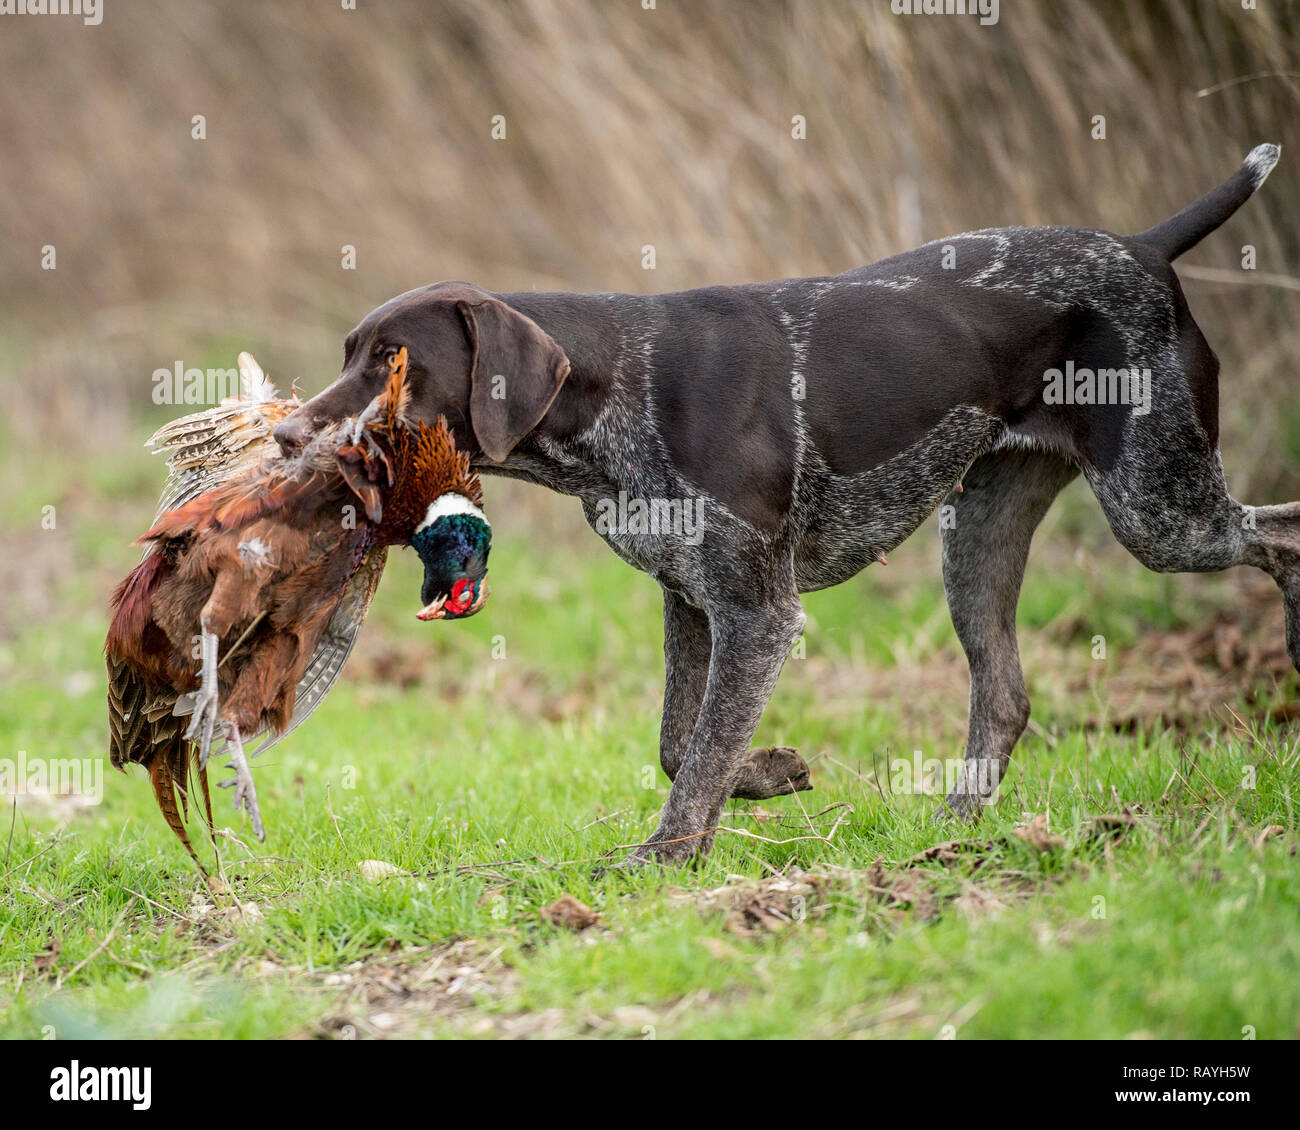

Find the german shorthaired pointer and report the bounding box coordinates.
[275,144,1293,865]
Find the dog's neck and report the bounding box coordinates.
[476,291,660,502]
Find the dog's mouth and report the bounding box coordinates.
[417,578,489,621]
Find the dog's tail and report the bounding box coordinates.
[1133,143,1280,262]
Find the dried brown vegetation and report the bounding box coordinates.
[1,0,1296,493]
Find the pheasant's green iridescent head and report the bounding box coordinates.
[410,494,491,620]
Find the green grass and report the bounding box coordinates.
[1,470,1298,1040]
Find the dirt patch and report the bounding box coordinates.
[1070,579,1297,729]
[688,870,836,937]
[1011,814,1065,853]
[541,894,600,931]
[305,940,517,1039]
[670,862,986,938]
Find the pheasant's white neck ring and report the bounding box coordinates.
[415,493,489,533]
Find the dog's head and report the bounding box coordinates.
[275,282,570,463]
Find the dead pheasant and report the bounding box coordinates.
[106,348,490,866]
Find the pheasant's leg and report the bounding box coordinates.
[185,618,221,766]
[217,721,265,841]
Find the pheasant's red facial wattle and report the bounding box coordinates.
[416,576,484,621]
[446,577,474,615]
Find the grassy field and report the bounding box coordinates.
[1,0,1297,1045]
[2,454,1298,1040]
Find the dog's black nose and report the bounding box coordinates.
[273,417,311,454]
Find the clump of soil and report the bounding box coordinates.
[541,894,600,931]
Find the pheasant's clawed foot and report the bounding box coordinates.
[184,623,221,767]
[216,721,265,841]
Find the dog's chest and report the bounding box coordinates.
[578,489,703,592]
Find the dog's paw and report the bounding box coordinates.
[592,837,704,881]
[729,746,813,800]
[933,789,986,825]
[590,853,649,882]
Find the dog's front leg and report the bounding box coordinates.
[635,594,806,865]
[661,588,814,799]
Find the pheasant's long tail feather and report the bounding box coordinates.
[146,735,207,873]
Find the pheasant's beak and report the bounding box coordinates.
[417,580,490,621]
[416,598,445,621]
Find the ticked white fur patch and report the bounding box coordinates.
[415,493,489,534]
[1244,143,1280,190]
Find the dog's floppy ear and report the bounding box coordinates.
[456,296,570,463]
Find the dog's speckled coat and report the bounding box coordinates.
[276,145,1294,862]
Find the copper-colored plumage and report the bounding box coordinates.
[106,349,480,867]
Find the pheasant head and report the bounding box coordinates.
[409,494,491,620]
[335,347,492,620]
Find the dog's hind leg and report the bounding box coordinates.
[1245,503,1300,670]
[659,589,711,785]
[1076,304,1300,671]
[660,588,812,800]
[1087,444,1300,673]
[939,448,1080,819]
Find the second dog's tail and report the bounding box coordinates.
[1133,143,1279,262]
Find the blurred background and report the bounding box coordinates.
[0,0,1297,729]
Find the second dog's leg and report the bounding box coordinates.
[940,449,1080,819]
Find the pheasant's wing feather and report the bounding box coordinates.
[147,354,299,516]
[150,403,296,514]
[235,351,277,404]
[108,650,152,769]
[247,546,389,759]
[106,653,208,868]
